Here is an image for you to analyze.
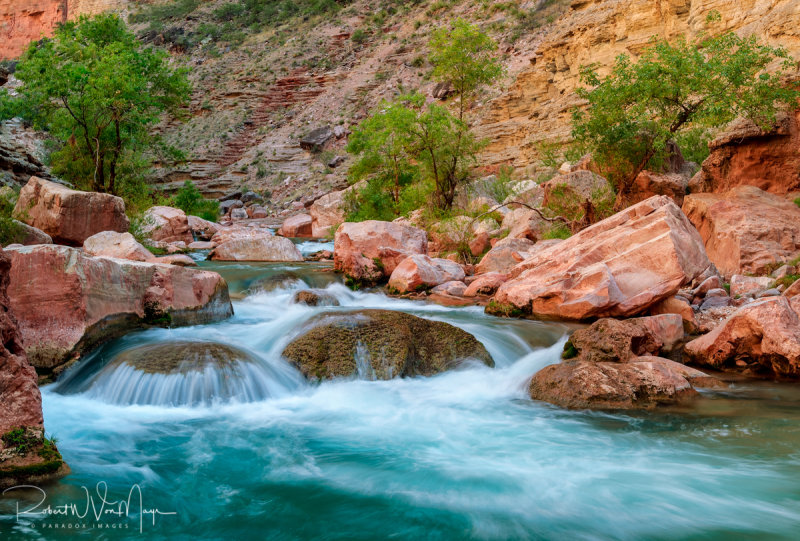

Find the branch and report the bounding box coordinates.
[470,202,571,226]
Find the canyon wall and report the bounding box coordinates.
[476,0,800,173]
[0,0,128,60]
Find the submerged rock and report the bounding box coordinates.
[110,341,255,374]
[292,289,340,306]
[282,309,493,381]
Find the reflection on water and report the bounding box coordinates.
[1,261,799,540]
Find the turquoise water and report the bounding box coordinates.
[2,262,800,540]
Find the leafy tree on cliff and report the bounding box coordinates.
[347,21,501,213]
[3,14,190,196]
[572,13,800,209]
[429,19,504,121]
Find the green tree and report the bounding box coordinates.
[428,19,504,120]
[346,100,418,205]
[171,180,219,221]
[572,15,800,209]
[3,14,190,195]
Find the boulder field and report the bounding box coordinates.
[4,245,233,377]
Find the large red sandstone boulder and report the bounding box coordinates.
[682,186,800,278]
[12,177,129,246]
[83,231,153,262]
[464,273,508,297]
[142,206,194,245]
[209,236,303,262]
[334,221,427,284]
[210,223,275,245]
[690,111,800,195]
[529,356,715,410]
[629,171,688,206]
[684,296,800,378]
[388,254,465,293]
[278,214,313,238]
[5,245,233,375]
[490,196,710,320]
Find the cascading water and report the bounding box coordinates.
[3,261,800,540]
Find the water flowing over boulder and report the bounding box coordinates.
[282,310,493,381]
[292,289,340,306]
[4,245,233,376]
[0,247,68,488]
[12,176,129,246]
[684,296,800,378]
[278,214,313,238]
[334,221,427,285]
[142,206,194,245]
[83,231,153,262]
[209,236,303,262]
[388,254,465,293]
[489,196,710,321]
[682,186,800,278]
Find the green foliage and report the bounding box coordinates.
[428,19,504,120]
[351,29,369,45]
[572,14,800,209]
[794,197,800,208]
[346,93,481,214]
[171,181,219,221]
[0,188,23,245]
[541,223,571,240]
[472,165,515,204]
[561,340,578,360]
[4,14,190,199]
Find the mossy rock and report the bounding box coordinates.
[110,341,256,375]
[282,309,494,381]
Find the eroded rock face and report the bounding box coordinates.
[490,196,710,321]
[529,356,713,411]
[475,238,537,275]
[209,236,303,262]
[83,231,153,262]
[684,296,800,378]
[5,245,233,375]
[278,214,313,238]
[475,0,800,172]
[282,309,493,381]
[690,111,800,195]
[142,206,194,245]
[388,254,465,293]
[334,221,427,285]
[0,247,68,488]
[13,177,129,246]
[682,186,800,278]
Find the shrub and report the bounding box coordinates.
[171,181,219,221]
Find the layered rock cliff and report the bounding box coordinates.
[0,0,129,59]
[475,0,800,173]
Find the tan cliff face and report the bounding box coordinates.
[475,0,800,174]
[0,0,128,60]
